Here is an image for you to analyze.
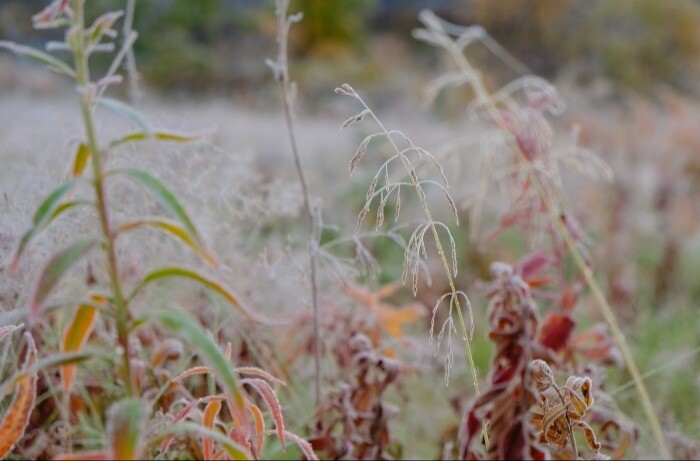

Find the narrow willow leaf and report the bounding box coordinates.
[110,168,198,239]
[235,367,286,386]
[71,143,90,177]
[106,398,146,460]
[12,178,84,268]
[110,130,210,148]
[29,238,99,321]
[61,303,101,393]
[87,11,123,46]
[148,310,246,416]
[0,333,37,458]
[117,218,217,266]
[0,40,75,77]
[96,97,151,135]
[132,267,279,325]
[202,399,221,460]
[162,422,249,461]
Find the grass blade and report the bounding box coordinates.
[29,238,100,321]
[109,168,199,239]
[106,398,146,460]
[0,40,75,77]
[61,302,101,393]
[132,266,279,325]
[117,218,217,266]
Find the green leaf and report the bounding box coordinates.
[106,398,146,460]
[160,422,250,460]
[12,179,85,268]
[131,266,279,325]
[108,168,199,239]
[71,143,91,177]
[30,238,100,321]
[110,130,210,148]
[96,97,151,135]
[148,310,247,419]
[0,40,75,77]
[117,218,217,266]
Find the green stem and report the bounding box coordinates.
[72,0,135,398]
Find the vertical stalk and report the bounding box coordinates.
[273,0,321,406]
[123,0,140,101]
[72,0,135,398]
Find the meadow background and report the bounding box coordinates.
[1,1,699,459]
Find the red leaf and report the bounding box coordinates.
[498,420,525,460]
[538,312,575,352]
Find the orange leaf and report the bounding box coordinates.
[61,303,100,393]
[0,333,37,458]
[202,399,221,460]
[246,401,265,459]
[242,378,285,450]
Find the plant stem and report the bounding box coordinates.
[443,38,670,460]
[72,0,135,398]
[351,90,488,449]
[273,0,321,406]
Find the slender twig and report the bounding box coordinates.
[72,0,134,397]
[122,0,140,101]
[270,0,321,406]
[426,13,670,459]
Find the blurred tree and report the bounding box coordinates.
[288,0,377,57]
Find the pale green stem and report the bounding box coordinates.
[72,0,135,398]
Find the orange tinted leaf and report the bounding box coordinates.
[242,378,285,449]
[202,399,221,460]
[107,398,146,460]
[246,401,265,458]
[172,366,212,382]
[61,303,100,393]
[235,367,286,386]
[0,333,37,458]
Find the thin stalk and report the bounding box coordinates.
[351,90,488,450]
[122,0,140,101]
[72,0,135,398]
[442,38,670,459]
[273,0,321,406]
